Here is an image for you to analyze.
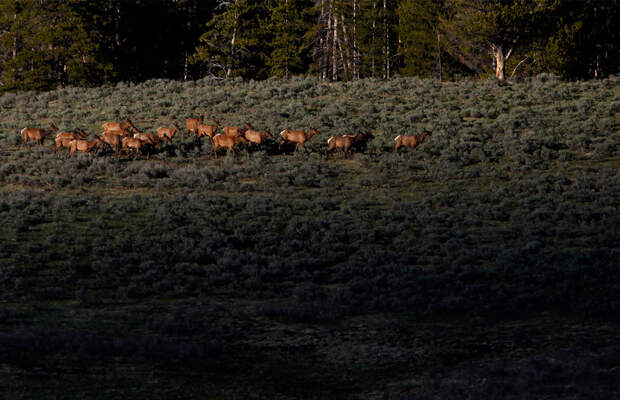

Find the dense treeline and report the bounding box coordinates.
[0,0,618,92]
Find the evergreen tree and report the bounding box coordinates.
[192,0,268,79]
[266,0,314,78]
[0,0,110,92]
[355,0,397,79]
[440,0,558,82]
[533,0,619,79]
[397,0,442,78]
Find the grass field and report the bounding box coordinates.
[0,75,619,399]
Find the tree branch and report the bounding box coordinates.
[509,55,529,80]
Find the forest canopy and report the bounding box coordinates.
[0,0,617,92]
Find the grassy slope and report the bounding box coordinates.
[0,75,619,399]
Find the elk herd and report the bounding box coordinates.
[18,113,432,158]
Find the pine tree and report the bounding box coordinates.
[398,0,438,78]
[355,0,397,79]
[192,0,267,79]
[440,0,558,82]
[266,0,314,78]
[533,0,619,79]
[0,0,109,92]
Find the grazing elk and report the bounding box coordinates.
[102,118,137,135]
[326,132,372,158]
[55,129,87,153]
[21,123,58,146]
[211,133,247,158]
[69,137,103,157]
[393,131,431,153]
[186,113,204,138]
[157,122,181,143]
[196,117,220,141]
[279,128,319,153]
[244,127,271,147]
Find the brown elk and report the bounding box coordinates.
[196,118,220,141]
[222,124,246,137]
[133,132,159,146]
[121,136,145,158]
[69,137,103,157]
[326,132,371,158]
[279,128,319,153]
[54,129,87,153]
[99,131,123,154]
[157,122,181,143]
[186,113,204,137]
[244,128,271,146]
[211,133,247,158]
[393,131,431,153]
[102,118,137,135]
[55,138,76,153]
[21,123,58,146]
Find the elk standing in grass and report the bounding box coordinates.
[102,118,137,136]
[121,136,145,158]
[99,131,123,155]
[186,113,203,138]
[69,137,103,157]
[55,129,87,153]
[196,117,220,141]
[222,124,246,138]
[244,126,271,147]
[326,133,372,158]
[279,128,319,153]
[21,123,58,146]
[211,133,247,158]
[133,131,159,146]
[157,122,181,143]
[393,131,431,153]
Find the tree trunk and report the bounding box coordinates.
[353,0,358,79]
[228,10,237,78]
[326,3,333,80]
[383,0,389,79]
[436,29,442,82]
[491,43,512,82]
[371,0,376,76]
[333,9,339,80]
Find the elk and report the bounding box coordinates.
[55,138,76,153]
[211,133,247,158]
[244,127,271,146]
[186,113,204,137]
[55,129,87,153]
[99,131,123,154]
[102,118,137,135]
[121,136,145,158]
[21,123,58,146]
[393,131,431,153]
[326,133,371,158]
[69,137,103,157]
[279,128,319,153]
[157,122,181,143]
[196,117,220,141]
[222,124,246,137]
[133,131,159,146]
